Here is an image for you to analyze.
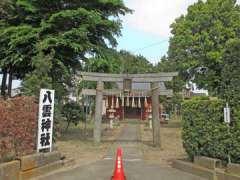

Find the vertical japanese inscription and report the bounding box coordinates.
[37,89,55,152]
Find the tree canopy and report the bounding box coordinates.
[220,39,240,107]
[84,49,154,74]
[0,0,131,98]
[168,0,240,96]
[117,50,154,74]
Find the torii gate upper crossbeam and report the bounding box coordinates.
[79,72,178,82]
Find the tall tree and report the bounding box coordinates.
[154,56,183,114]
[154,56,183,92]
[168,0,240,96]
[85,49,154,74]
[0,0,131,98]
[117,50,153,74]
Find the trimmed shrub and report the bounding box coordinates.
[182,98,240,164]
[61,101,84,132]
[0,97,38,162]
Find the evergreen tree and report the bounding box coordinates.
[168,0,240,96]
[220,39,240,107]
[0,0,131,98]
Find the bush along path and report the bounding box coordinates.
[182,98,240,165]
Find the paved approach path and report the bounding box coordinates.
[41,123,205,180]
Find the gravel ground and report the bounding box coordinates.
[140,122,187,167]
[56,119,186,167]
[56,123,122,166]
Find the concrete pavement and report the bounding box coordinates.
[36,123,205,180]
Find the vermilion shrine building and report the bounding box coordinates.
[103,82,167,120]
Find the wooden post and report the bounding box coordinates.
[151,82,161,148]
[94,81,104,144]
[123,79,132,90]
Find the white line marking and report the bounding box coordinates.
[103,158,142,162]
[123,159,142,162]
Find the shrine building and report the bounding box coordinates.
[102,82,167,120]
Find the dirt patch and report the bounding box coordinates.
[56,123,122,166]
[140,123,187,167]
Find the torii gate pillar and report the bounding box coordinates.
[94,81,104,144]
[151,82,161,148]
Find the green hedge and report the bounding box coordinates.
[182,98,240,164]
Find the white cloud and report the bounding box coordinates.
[123,0,240,38]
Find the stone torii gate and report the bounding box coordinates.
[80,72,178,147]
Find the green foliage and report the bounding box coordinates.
[182,99,240,164]
[22,52,53,96]
[0,0,131,99]
[0,0,16,24]
[85,49,154,74]
[154,56,176,73]
[154,56,183,114]
[190,96,209,101]
[61,101,84,131]
[168,0,240,96]
[87,58,115,73]
[0,25,38,78]
[78,49,154,93]
[220,39,240,108]
[117,50,154,73]
[154,56,183,92]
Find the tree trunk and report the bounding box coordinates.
[65,121,70,132]
[7,68,13,98]
[1,68,7,99]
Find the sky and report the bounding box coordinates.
[117,0,240,64]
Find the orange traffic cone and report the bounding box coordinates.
[112,147,126,180]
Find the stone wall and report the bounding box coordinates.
[0,151,74,180]
[173,156,240,180]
